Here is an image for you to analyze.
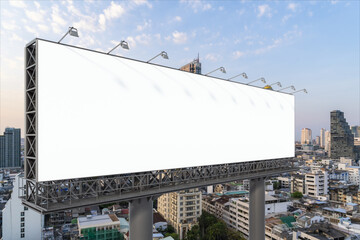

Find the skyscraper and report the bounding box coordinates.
[320,128,326,148]
[330,110,355,159]
[301,128,312,145]
[180,55,201,74]
[325,130,331,154]
[0,128,21,168]
[351,126,360,138]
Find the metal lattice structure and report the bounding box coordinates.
[23,39,297,213]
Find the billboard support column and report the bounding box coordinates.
[249,177,265,240]
[129,197,153,240]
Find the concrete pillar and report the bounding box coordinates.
[249,177,265,240]
[129,197,153,240]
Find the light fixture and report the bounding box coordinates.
[107,40,129,54]
[205,67,226,76]
[58,27,79,43]
[292,89,307,94]
[278,85,296,92]
[228,72,248,81]
[147,51,169,63]
[269,82,282,88]
[246,77,266,85]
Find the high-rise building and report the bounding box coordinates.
[325,130,331,154]
[351,126,360,138]
[0,127,21,168]
[330,110,355,159]
[301,128,312,145]
[180,55,201,74]
[320,128,326,148]
[315,136,320,146]
[157,189,202,239]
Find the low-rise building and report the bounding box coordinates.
[77,214,122,240]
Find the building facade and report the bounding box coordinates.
[330,110,355,159]
[2,174,44,239]
[157,189,202,239]
[0,127,21,168]
[320,128,326,148]
[304,171,328,198]
[301,128,312,145]
[180,56,201,74]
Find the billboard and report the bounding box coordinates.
[36,39,294,181]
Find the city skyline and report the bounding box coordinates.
[1,0,359,140]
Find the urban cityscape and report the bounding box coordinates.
[1,1,359,240]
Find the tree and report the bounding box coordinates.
[165,232,179,240]
[186,225,200,240]
[205,221,227,240]
[227,228,246,240]
[199,211,218,237]
[273,181,280,190]
[291,191,303,198]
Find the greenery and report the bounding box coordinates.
[157,224,179,240]
[185,211,245,240]
[273,181,281,190]
[291,191,303,198]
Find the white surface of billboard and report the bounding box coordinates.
[37,40,294,181]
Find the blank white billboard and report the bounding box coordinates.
[37,39,294,181]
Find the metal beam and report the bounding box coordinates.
[249,178,265,240]
[21,159,296,213]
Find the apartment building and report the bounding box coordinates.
[225,195,290,239]
[157,188,202,239]
[305,171,328,198]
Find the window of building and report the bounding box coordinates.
[21,234,25,238]
[21,212,25,216]
[24,207,28,211]
[21,223,25,227]
[21,217,25,222]
[21,228,25,233]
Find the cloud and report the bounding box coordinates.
[9,0,27,8]
[257,4,271,18]
[25,10,46,23]
[131,0,152,9]
[287,3,298,12]
[308,11,313,17]
[137,20,151,31]
[135,33,151,45]
[331,0,338,4]
[237,9,245,16]
[174,16,182,22]
[51,5,67,34]
[25,25,37,35]
[205,53,219,62]
[180,0,212,13]
[1,21,18,31]
[10,33,26,43]
[172,31,187,44]
[104,1,125,20]
[34,1,41,9]
[37,24,49,32]
[282,14,292,23]
[254,29,302,55]
[99,14,106,31]
[233,51,245,59]
[126,36,136,48]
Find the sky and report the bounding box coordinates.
[0,0,359,140]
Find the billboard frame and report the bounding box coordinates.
[23,39,296,213]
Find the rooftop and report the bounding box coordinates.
[78,214,119,229]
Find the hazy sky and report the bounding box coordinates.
[1,0,359,140]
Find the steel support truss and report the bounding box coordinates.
[22,158,296,213]
[23,39,297,213]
